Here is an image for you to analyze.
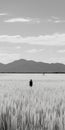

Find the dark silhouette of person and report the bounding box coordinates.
[29,79,33,87]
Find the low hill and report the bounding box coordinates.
[0,59,65,73]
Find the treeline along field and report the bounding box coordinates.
[0,74,65,130]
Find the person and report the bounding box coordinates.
[29,79,33,87]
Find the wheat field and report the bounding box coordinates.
[0,74,65,130]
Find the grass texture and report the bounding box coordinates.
[0,79,65,130]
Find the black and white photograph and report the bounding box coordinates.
[0,0,65,130]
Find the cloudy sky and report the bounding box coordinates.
[0,0,65,64]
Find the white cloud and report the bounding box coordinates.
[27,49,37,53]
[47,16,65,23]
[54,20,65,23]
[47,19,52,22]
[0,53,21,64]
[5,18,32,23]
[27,49,43,53]
[5,16,65,24]
[16,46,21,49]
[53,20,61,23]
[58,50,65,53]
[49,57,65,64]
[51,16,59,20]
[0,34,65,46]
[4,17,40,23]
[0,13,8,16]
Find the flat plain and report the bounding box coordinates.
[0,74,65,130]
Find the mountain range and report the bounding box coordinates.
[0,59,65,73]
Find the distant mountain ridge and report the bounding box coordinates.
[0,59,65,73]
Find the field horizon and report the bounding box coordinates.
[0,74,65,130]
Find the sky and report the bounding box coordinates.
[0,0,65,64]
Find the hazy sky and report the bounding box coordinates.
[0,0,65,64]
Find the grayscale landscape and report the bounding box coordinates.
[0,74,65,130]
[0,59,65,73]
[0,0,65,130]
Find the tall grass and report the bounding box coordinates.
[0,80,65,130]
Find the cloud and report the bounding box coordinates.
[5,18,32,23]
[54,20,65,23]
[5,16,65,24]
[4,17,40,23]
[49,57,65,64]
[0,13,8,16]
[51,16,59,20]
[0,34,65,46]
[0,53,21,64]
[16,46,21,49]
[58,50,65,53]
[47,16,65,24]
[27,49,43,53]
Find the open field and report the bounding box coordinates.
[0,74,65,130]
